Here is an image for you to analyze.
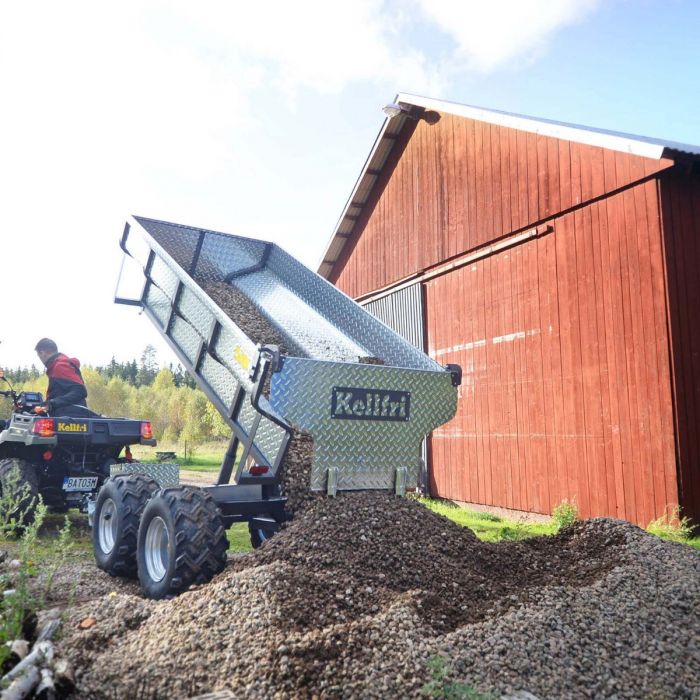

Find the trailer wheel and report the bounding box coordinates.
[248,516,280,549]
[93,474,159,578]
[0,458,39,528]
[137,487,228,599]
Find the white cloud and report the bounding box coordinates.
[415,0,600,72]
[0,0,603,369]
[152,0,446,97]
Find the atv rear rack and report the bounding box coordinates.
[115,216,460,513]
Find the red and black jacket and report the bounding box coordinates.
[44,353,88,414]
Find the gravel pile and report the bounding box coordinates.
[202,281,302,358]
[55,495,699,699]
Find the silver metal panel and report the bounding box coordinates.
[170,316,201,365]
[145,285,171,328]
[111,462,180,488]
[266,246,439,370]
[270,358,456,490]
[121,216,459,493]
[234,271,368,362]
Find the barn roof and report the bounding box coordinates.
[318,92,700,279]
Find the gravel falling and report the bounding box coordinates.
[56,498,699,700]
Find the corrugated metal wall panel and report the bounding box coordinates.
[425,181,678,525]
[361,283,425,351]
[332,115,674,299]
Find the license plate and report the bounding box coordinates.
[62,476,98,492]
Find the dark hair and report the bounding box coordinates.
[35,338,58,353]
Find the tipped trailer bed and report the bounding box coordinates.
[101,216,461,597]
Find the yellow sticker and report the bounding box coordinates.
[233,345,251,370]
[57,422,88,433]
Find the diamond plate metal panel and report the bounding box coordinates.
[122,217,460,493]
[150,256,180,300]
[144,284,171,328]
[169,316,201,365]
[200,355,239,407]
[111,462,180,488]
[195,232,267,283]
[265,246,440,370]
[270,358,457,491]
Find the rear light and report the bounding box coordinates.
[42,450,53,461]
[248,465,269,476]
[32,418,55,438]
[140,422,153,440]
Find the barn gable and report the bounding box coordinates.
[321,94,700,526]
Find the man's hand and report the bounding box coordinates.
[32,405,47,415]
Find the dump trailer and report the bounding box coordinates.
[95,215,461,598]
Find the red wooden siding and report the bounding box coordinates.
[425,180,678,525]
[659,169,700,524]
[332,114,673,300]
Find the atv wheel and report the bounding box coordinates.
[137,486,228,599]
[0,458,40,528]
[93,474,159,578]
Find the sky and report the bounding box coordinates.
[1,0,698,371]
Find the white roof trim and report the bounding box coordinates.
[396,92,700,160]
[318,92,699,276]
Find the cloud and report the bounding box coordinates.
[151,0,446,97]
[415,0,600,72]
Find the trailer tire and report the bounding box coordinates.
[137,486,228,599]
[93,474,159,578]
[0,458,39,528]
[249,518,279,549]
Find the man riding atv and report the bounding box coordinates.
[34,337,93,418]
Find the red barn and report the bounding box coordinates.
[319,94,700,527]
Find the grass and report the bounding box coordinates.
[414,496,557,542]
[131,442,227,472]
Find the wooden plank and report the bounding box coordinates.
[490,124,503,239]
[615,152,642,525]
[516,129,530,230]
[547,136,560,218]
[527,132,539,227]
[482,253,495,505]
[500,125,514,236]
[578,203,607,516]
[597,196,625,517]
[482,122,496,244]
[570,207,593,516]
[451,116,468,257]
[503,246,518,510]
[475,258,488,504]
[589,152,613,515]
[570,141,583,207]
[474,121,485,249]
[646,178,679,515]
[536,229,556,512]
[507,126,520,233]
[589,199,617,516]
[536,134,548,221]
[558,140,571,214]
[633,176,666,520]
[518,238,537,511]
[466,119,477,251]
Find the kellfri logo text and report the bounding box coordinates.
[331,387,410,422]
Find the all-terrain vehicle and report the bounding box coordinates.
[0,371,161,523]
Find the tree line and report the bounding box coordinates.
[0,345,227,446]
